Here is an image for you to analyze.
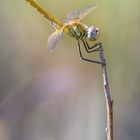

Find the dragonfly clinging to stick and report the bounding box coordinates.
[25,0,102,64]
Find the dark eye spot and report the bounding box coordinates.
[96,29,99,33]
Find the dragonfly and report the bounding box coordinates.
[25,0,102,64]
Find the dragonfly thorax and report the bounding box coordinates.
[63,22,88,39]
[63,22,99,42]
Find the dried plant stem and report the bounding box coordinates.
[99,45,113,140]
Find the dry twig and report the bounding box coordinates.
[99,44,114,140]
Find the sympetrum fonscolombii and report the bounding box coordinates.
[25,0,102,64]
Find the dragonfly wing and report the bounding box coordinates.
[66,3,97,21]
[48,30,64,52]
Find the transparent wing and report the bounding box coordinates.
[66,3,97,21]
[48,30,64,52]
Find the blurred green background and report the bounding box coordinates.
[0,0,140,140]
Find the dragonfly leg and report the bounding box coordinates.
[82,39,102,53]
[77,40,102,64]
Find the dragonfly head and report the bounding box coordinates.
[87,26,99,41]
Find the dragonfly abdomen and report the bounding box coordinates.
[26,0,63,29]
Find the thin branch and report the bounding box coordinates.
[99,44,114,140]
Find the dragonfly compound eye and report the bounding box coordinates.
[87,26,98,41]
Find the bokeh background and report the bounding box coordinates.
[0,0,140,140]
